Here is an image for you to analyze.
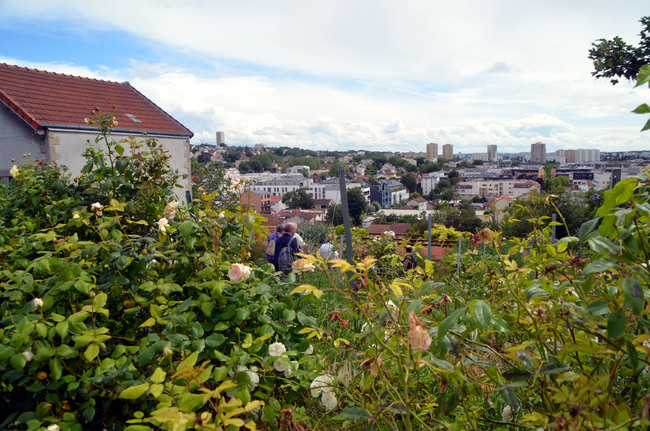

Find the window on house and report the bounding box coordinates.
[124,113,142,123]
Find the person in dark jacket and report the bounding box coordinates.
[274,222,300,272]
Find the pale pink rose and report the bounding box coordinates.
[228,263,252,283]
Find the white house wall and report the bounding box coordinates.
[46,129,192,201]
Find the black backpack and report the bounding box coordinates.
[277,238,296,274]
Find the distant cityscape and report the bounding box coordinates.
[192,132,649,225]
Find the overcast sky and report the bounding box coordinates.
[1,0,649,154]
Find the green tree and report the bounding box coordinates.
[347,188,369,225]
[329,162,350,177]
[400,173,418,194]
[191,160,238,209]
[589,16,650,85]
[282,188,315,209]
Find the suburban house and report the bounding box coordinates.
[0,63,193,200]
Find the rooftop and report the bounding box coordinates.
[0,63,192,137]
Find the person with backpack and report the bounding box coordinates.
[402,246,416,272]
[266,224,285,265]
[274,222,300,274]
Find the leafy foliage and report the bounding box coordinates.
[589,16,650,85]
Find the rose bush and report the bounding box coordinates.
[0,113,326,430]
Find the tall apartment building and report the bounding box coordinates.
[530,142,546,163]
[442,144,453,160]
[487,145,497,161]
[426,143,438,162]
[216,131,225,146]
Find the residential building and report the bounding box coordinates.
[487,145,497,161]
[250,174,312,197]
[530,142,547,163]
[0,63,193,198]
[442,144,454,160]
[421,171,446,195]
[241,190,271,213]
[426,143,438,162]
[216,131,225,146]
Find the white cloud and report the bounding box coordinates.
[1,1,649,152]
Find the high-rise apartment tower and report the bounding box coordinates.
[442,144,454,160]
[530,142,546,163]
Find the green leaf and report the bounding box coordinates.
[502,367,533,381]
[498,384,519,410]
[471,301,491,330]
[151,367,166,384]
[539,360,570,375]
[641,117,650,132]
[178,221,194,236]
[93,292,108,309]
[596,179,637,217]
[198,267,214,277]
[516,351,535,372]
[437,307,467,339]
[177,298,192,313]
[339,406,373,421]
[190,322,204,339]
[622,278,645,315]
[585,300,610,316]
[626,339,639,371]
[205,333,226,348]
[588,237,619,255]
[84,343,100,362]
[119,383,150,400]
[635,64,650,87]
[56,344,78,359]
[49,358,63,380]
[607,309,627,338]
[124,426,153,431]
[583,258,616,275]
[632,103,650,114]
[579,218,600,241]
[55,321,69,337]
[10,353,27,370]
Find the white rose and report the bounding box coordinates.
[23,351,34,362]
[283,360,299,378]
[321,391,337,410]
[157,217,169,233]
[502,405,513,422]
[90,202,104,215]
[310,374,334,398]
[10,165,19,178]
[32,298,44,309]
[302,344,314,355]
[228,263,252,283]
[268,342,286,357]
[45,425,59,431]
[273,358,289,373]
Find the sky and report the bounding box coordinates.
[0,1,649,155]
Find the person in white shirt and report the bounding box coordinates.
[318,235,339,260]
[293,227,310,254]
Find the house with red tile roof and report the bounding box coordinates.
[0,63,193,199]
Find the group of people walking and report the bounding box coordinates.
[266,224,417,275]
[266,223,339,274]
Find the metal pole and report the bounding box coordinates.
[339,167,353,264]
[551,214,556,244]
[457,236,462,276]
[338,166,359,331]
[427,213,432,260]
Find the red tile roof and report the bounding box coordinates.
[0,63,192,137]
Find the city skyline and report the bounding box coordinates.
[1,1,649,154]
